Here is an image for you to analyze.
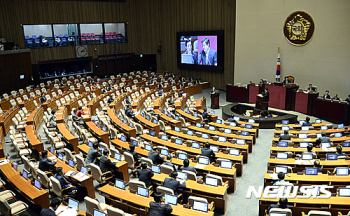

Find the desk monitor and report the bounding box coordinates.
[230,122,236,127]
[151,165,161,174]
[22,169,28,180]
[182,107,185,111]
[146,116,150,121]
[343,141,350,148]
[192,142,200,149]
[316,133,322,138]
[58,153,63,161]
[224,128,232,134]
[205,177,218,187]
[277,152,288,159]
[68,159,75,168]
[97,122,100,128]
[152,119,157,124]
[13,162,18,171]
[196,123,202,128]
[241,131,249,136]
[129,123,134,128]
[175,138,182,145]
[336,167,349,176]
[142,113,145,117]
[114,153,121,161]
[210,145,219,153]
[327,154,338,160]
[50,147,55,154]
[216,119,222,124]
[162,109,165,114]
[194,113,198,118]
[132,140,139,147]
[321,143,331,148]
[281,126,289,131]
[93,209,106,216]
[278,141,288,148]
[177,171,187,181]
[245,124,253,129]
[236,139,245,145]
[209,126,215,131]
[88,140,93,147]
[229,148,240,156]
[102,127,107,132]
[178,153,188,160]
[193,200,208,213]
[34,179,41,190]
[145,144,152,151]
[68,198,79,211]
[187,111,190,114]
[321,125,328,130]
[201,133,209,139]
[81,166,88,175]
[187,130,194,136]
[149,130,156,137]
[100,147,105,154]
[305,167,318,175]
[299,120,306,125]
[198,157,209,165]
[315,119,322,124]
[282,120,289,125]
[218,136,226,143]
[302,153,313,160]
[335,132,342,138]
[160,149,169,156]
[165,194,177,205]
[301,126,309,131]
[211,111,215,115]
[161,135,168,141]
[234,116,240,122]
[299,133,307,139]
[248,119,255,123]
[275,166,288,174]
[338,124,344,129]
[137,187,149,197]
[123,119,127,124]
[174,127,180,132]
[221,160,232,169]
[175,116,179,121]
[167,113,171,118]
[338,188,350,197]
[299,142,309,148]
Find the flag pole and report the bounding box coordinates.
[275,47,281,83]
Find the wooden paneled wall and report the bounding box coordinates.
[0,0,236,90]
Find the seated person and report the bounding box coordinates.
[40,94,47,103]
[267,111,273,118]
[202,107,211,123]
[149,192,173,216]
[279,130,292,141]
[163,154,177,171]
[41,36,49,47]
[125,105,136,120]
[126,143,140,162]
[158,82,164,89]
[313,160,323,173]
[273,172,289,185]
[107,85,113,91]
[148,146,165,165]
[266,198,292,214]
[158,89,163,97]
[125,95,132,105]
[323,90,331,99]
[345,95,350,104]
[282,77,291,85]
[178,90,184,97]
[100,149,118,180]
[167,96,175,106]
[164,171,186,195]
[54,167,77,195]
[316,132,331,145]
[307,84,316,92]
[48,110,57,127]
[201,142,216,163]
[102,87,107,94]
[107,96,114,104]
[227,114,237,123]
[336,146,347,157]
[302,116,312,126]
[180,159,197,174]
[136,162,154,188]
[121,86,127,93]
[76,106,85,118]
[332,94,340,101]
[40,197,61,216]
[85,143,101,164]
[259,79,264,84]
[39,150,57,173]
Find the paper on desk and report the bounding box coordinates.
[269,174,278,180]
[0,160,9,166]
[48,156,57,160]
[55,206,77,216]
[294,160,302,165]
[74,172,85,179]
[322,147,336,152]
[304,139,312,141]
[77,175,89,181]
[302,160,312,165]
[65,171,75,176]
[195,164,206,169]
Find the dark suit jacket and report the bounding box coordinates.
[72,113,80,122]
[40,208,56,216]
[148,151,164,165]
[40,96,47,103]
[318,136,331,143]
[345,98,350,103]
[99,156,116,173]
[126,149,140,162]
[307,87,316,91]
[158,84,163,89]
[125,98,131,104]
[164,177,186,195]
[179,92,183,97]
[202,111,210,120]
[201,147,215,162]
[125,108,134,118]
[262,91,269,102]
[180,165,197,174]
[38,157,57,172]
[279,135,292,141]
[85,147,101,164]
[54,174,71,189]
[137,168,154,187]
[324,94,331,99]
[164,161,176,171]
[149,202,173,216]
[198,48,217,65]
[107,98,114,104]
[302,122,312,126]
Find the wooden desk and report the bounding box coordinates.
[0,106,19,135]
[57,123,79,153]
[25,125,44,159]
[0,162,50,209]
[0,126,4,158]
[86,121,109,146]
[26,107,44,128]
[107,109,136,139]
[99,185,215,216]
[275,122,328,129]
[77,144,130,183]
[154,110,181,128]
[176,109,201,124]
[264,172,350,185]
[135,114,160,137]
[55,107,68,124]
[272,136,350,144]
[273,128,349,135]
[209,122,258,138]
[270,146,350,157]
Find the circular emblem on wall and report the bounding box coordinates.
[283,11,315,46]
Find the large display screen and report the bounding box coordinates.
[177,30,224,72]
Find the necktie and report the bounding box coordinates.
[206,54,209,65]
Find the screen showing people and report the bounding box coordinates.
[180,36,217,66]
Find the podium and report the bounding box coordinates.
[255,94,268,110]
[211,92,220,109]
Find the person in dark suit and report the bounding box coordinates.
[40,94,47,103]
[158,82,164,89]
[121,86,127,93]
[149,192,173,216]
[48,110,57,128]
[332,94,340,101]
[125,96,132,105]
[307,84,316,92]
[102,87,107,94]
[316,132,331,146]
[302,117,312,126]
[210,87,216,95]
[282,77,291,85]
[163,155,176,171]
[148,146,164,165]
[40,197,61,216]
[259,79,265,85]
[107,85,113,91]
[345,95,350,104]
[54,167,77,195]
[164,171,186,195]
[279,130,292,141]
[313,160,323,173]
[198,38,217,66]
[336,146,347,157]
[178,90,184,97]
[182,40,198,65]
[180,159,197,174]
[125,105,136,121]
[202,107,211,123]
[266,198,292,214]
[85,143,101,164]
[167,96,175,106]
[323,90,331,99]
[201,142,216,163]
[127,143,140,162]
[99,149,117,179]
[137,162,154,187]
[39,150,57,173]
[158,88,163,96]
[227,114,237,123]
[262,88,269,102]
[107,96,114,104]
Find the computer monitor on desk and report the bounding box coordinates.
[338,188,350,197]
[229,148,240,156]
[205,177,218,187]
[193,200,209,213]
[336,168,349,176]
[276,152,288,159]
[151,165,161,174]
[275,166,288,174]
[68,198,79,211]
[165,194,177,205]
[198,157,209,165]
[93,209,106,216]
[178,153,188,160]
[302,153,313,160]
[305,167,318,175]
[137,187,149,197]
